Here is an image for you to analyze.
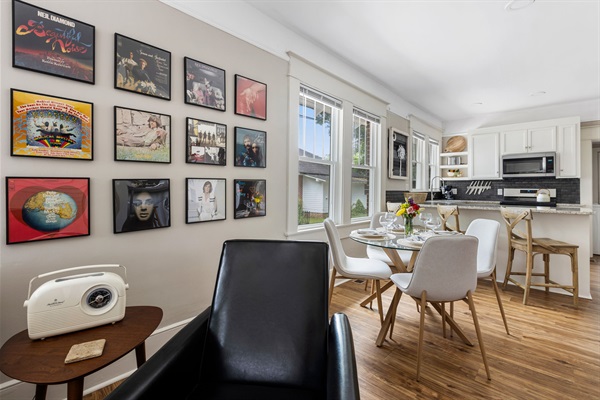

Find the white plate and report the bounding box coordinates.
[433,230,460,235]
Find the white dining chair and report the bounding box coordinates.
[465,218,509,334]
[376,235,491,382]
[323,218,392,323]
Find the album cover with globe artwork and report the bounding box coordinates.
[11,89,93,160]
[6,177,90,244]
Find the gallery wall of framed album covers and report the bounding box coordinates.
[5,177,90,244]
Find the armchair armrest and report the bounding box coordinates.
[105,307,211,400]
[327,312,360,400]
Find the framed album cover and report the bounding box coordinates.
[11,89,93,160]
[12,0,95,84]
[234,179,266,219]
[113,179,170,234]
[234,127,266,168]
[186,118,226,165]
[115,106,171,163]
[184,57,225,111]
[6,177,90,244]
[114,33,171,100]
[186,178,226,223]
[234,75,266,120]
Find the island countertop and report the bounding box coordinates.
[422,200,592,215]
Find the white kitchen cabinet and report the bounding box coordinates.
[469,131,500,179]
[557,123,580,178]
[501,126,556,154]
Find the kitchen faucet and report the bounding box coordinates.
[430,175,443,201]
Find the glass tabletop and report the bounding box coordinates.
[349,229,461,250]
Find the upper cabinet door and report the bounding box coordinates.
[557,124,580,178]
[528,126,556,153]
[501,129,528,154]
[470,131,500,179]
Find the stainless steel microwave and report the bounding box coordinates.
[501,152,556,178]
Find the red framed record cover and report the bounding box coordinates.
[6,177,90,244]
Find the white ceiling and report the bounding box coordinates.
[170,0,600,123]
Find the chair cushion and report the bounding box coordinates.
[189,382,323,400]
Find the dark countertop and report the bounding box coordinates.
[422,200,593,215]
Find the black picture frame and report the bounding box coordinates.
[12,0,95,84]
[11,88,93,160]
[113,179,170,234]
[234,179,266,219]
[114,106,171,164]
[234,74,267,120]
[184,57,226,111]
[186,178,226,224]
[234,127,266,168]
[114,33,171,100]
[6,177,90,244]
[389,128,409,180]
[186,118,226,165]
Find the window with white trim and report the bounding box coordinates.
[297,86,341,227]
[351,108,379,220]
[411,131,439,191]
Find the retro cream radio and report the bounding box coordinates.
[23,264,129,340]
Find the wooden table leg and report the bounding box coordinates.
[376,288,402,346]
[134,342,147,367]
[35,384,47,400]
[67,378,84,400]
[360,280,394,307]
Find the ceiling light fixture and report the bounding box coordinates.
[505,0,536,11]
[472,102,484,106]
[530,91,546,97]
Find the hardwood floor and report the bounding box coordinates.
[88,258,599,399]
[330,257,600,399]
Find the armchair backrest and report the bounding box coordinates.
[404,236,478,302]
[201,240,329,392]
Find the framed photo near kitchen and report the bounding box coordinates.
[234,179,266,219]
[12,0,95,84]
[389,127,409,179]
[114,33,171,100]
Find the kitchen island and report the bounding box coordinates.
[422,200,593,300]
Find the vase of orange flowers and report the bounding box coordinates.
[395,197,421,237]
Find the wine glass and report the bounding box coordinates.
[378,212,396,233]
[418,212,432,231]
[427,216,442,232]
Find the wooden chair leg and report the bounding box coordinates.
[572,250,579,306]
[389,289,402,339]
[416,292,427,382]
[328,268,337,307]
[543,254,550,293]
[441,302,447,339]
[503,247,515,289]
[523,252,534,305]
[449,302,454,338]
[466,291,491,380]
[375,280,384,324]
[491,271,509,335]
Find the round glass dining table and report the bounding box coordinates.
[349,230,423,273]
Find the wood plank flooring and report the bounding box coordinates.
[87,258,599,399]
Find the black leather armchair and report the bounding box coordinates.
[105,240,360,400]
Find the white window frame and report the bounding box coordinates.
[411,130,440,191]
[351,108,380,222]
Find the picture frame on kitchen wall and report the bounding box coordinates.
[184,57,226,111]
[11,88,93,160]
[234,75,267,120]
[389,127,409,180]
[12,0,95,84]
[5,177,90,245]
[114,106,171,163]
[114,33,171,100]
[113,179,170,234]
[234,179,266,219]
[186,178,226,224]
[234,127,266,168]
[186,117,226,165]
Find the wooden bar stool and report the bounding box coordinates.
[437,205,463,233]
[500,207,579,306]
